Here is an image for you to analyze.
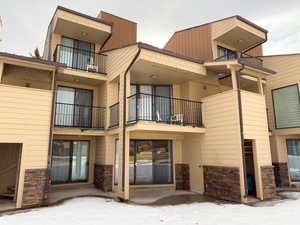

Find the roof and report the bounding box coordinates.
[238,59,276,74]
[56,6,113,26]
[100,42,204,64]
[260,53,300,58]
[174,15,268,34]
[0,52,66,68]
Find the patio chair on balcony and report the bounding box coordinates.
[86,57,98,73]
[170,114,184,125]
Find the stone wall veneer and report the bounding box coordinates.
[203,165,241,202]
[175,164,190,191]
[261,166,276,199]
[22,169,49,208]
[273,162,290,187]
[94,164,113,192]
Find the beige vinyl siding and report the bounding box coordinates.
[201,90,242,166]
[0,84,52,208]
[105,45,139,81]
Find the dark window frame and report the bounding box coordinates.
[271,83,300,129]
[129,139,174,185]
[51,140,90,184]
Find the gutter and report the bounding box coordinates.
[235,64,248,199]
[243,33,268,54]
[121,46,141,194]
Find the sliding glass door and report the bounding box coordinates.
[129,140,173,185]
[55,86,93,127]
[130,85,171,122]
[60,37,95,71]
[51,140,89,184]
[287,139,300,182]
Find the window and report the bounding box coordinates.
[129,140,173,185]
[51,140,89,184]
[217,46,237,60]
[287,139,300,181]
[272,84,300,128]
[55,86,93,127]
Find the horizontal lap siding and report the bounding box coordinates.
[241,91,272,165]
[0,85,52,208]
[201,90,242,167]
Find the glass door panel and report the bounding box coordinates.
[71,141,89,182]
[55,86,75,126]
[60,37,74,68]
[135,141,154,184]
[139,85,153,121]
[74,89,93,127]
[154,86,171,122]
[114,139,121,185]
[129,85,137,121]
[287,139,300,181]
[153,141,172,184]
[51,141,71,184]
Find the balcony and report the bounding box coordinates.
[53,44,107,74]
[127,93,203,127]
[215,51,263,66]
[54,102,105,129]
[109,102,119,128]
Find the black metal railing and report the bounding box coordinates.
[109,102,119,128]
[127,93,203,127]
[54,102,105,129]
[53,44,107,74]
[215,51,262,66]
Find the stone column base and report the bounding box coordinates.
[273,162,290,187]
[175,164,190,191]
[94,164,113,192]
[22,169,49,208]
[203,165,241,202]
[261,166,276,199]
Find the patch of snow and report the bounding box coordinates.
[1,192,300,225]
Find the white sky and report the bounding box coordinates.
[0,0,300,57]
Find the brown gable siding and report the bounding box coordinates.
[164,24,213,61]
[99,11,137,51]
[246,45,263,56]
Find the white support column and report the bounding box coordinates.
[258,77,264,95]
[230,67,238,90]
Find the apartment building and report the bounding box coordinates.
[0,6,281,211]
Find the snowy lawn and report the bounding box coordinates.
[1,192,300,225]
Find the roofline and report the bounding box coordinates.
[56,6,113,26]
[99,11,137,24]
[260,53,300,57]
[100,42,204,64]
[175,15,268,34]
[0,52,66,68]
[238,59,276,74]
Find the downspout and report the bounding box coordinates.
[121,45,141,194]
[100,23,113,50]
[235,64,248,199]
[45,68,57,200]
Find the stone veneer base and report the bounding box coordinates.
[22,168,49,208]
[94,164,113,192]
[175,163,190,191]
[203,165,241,202]
[261,166,276,199]
[273,162,290,187]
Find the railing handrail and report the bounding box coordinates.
[56,102,105,109]
[55,44,107,56]
[127,93,202,104]
[109,102,120,108]
[214,50,262,62]
[240,51,263,62]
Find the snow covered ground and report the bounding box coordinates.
[1,192,300,225]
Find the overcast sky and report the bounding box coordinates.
[0,0,300,57]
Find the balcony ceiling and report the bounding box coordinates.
[53,10,111,45]
[215,26,265,51]
[130,59,205,84]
